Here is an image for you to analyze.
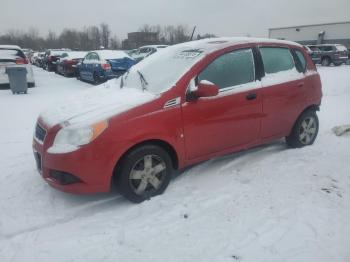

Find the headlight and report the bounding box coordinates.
[48,120,108,154]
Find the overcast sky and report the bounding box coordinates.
[1,0,349,39]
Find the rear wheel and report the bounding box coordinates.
[286,110,319,148]
[93,72,101,85]
[115,145,173,203]
[334,62,342,66]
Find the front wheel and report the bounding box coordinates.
[286,110,319,148]
[115,145,173,203]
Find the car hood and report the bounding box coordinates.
[40,82,156,128]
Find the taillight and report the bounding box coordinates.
[15,58,29,64]
[102,63,111,70]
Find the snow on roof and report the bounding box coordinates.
[0,45,21,50]
[140,45,169,49]
[169,37,302,56]
[93,50,132,60]
[62,51,88,60]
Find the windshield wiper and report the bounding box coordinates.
[137,70,148,91]
[120,70,130,89]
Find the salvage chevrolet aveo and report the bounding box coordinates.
[33,37,322,203]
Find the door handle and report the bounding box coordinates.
[246,93,257,100]
[297,82,304,87]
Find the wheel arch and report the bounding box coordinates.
[112,139,179,184]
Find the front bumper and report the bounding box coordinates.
[32,122,117,194]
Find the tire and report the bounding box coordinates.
[334,62,342,66]
[76,70,81,80]
[286,110,319,148]
[321,57,331,66]
[115,145,173,203]
[28,82,35,88]
[93,72,100,85]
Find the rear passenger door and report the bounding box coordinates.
[259,46,306,139]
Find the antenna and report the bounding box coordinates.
[190,26,197,41]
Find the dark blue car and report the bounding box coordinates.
[77,50,135,84]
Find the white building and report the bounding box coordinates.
[269,21,350,47]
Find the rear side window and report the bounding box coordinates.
[294,50,307,73]
[198,49,255,90]
[319,46,333,52]
[260,47,295,74]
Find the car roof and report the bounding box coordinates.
[0,45,21,50]
[165,37,302,56]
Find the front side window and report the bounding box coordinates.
[198,49,255,90]
[260,47,295,74]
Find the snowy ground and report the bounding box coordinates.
[0,66,350,262]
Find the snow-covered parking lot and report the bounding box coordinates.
[1,66,350,262]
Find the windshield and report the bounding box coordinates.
[122,44,205,94]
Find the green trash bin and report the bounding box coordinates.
[5,66,28,94]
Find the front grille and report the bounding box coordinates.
[35,123,47,142]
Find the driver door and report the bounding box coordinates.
[182,48,263,160]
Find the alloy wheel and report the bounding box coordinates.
[299,117,317,145]
[129,155,166,196]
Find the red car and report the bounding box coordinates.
[56,51,87,77]
[33,37,322,203]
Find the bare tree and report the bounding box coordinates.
[100,23,110,48]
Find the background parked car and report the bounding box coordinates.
[43,49,71,71]
[303,45,321,65]
[131,45,168,63]
[0,45,35,87]
[77,50,135,84]
[307,44,349,66]
[33,52,45,67]
[56,51,87,77]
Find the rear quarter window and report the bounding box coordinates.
[259,47,295,74]
[294,50,307,73]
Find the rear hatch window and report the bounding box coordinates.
[0,49,25,62]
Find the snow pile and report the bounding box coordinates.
[40,81,156,127]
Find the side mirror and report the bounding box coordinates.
[191,80,219,99]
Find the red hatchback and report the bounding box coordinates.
[33,38,322,202]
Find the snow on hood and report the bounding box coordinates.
[40,80,156,128]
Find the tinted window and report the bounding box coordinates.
[295,50,307,72]
[260,47,295,74]
[198,49,255,90]
[319,46,333,52]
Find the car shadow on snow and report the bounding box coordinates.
[172,139,288,180]
[38,139,287,211]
